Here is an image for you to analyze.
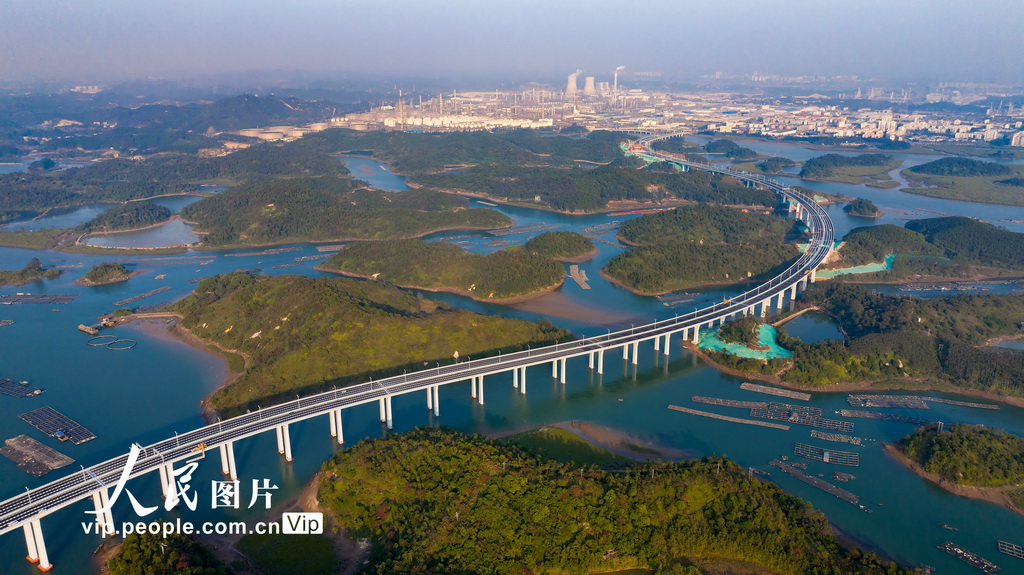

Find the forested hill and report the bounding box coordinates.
[181,177,509,246]
[618,204,790,245]
[898,424,1024,488]
[908,157,1012,177]
[322,239,565,300]
[172,273,570,415]
[318,428,910,575]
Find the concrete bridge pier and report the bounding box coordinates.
[790,284,799,300]
[777,292,785,311]
[476,377,484,405]
[385,396,394,429]
[158,462,170,497]
[378,398,386,422]
[471,377,477,399]
[552,361,558,379]
[90,489,115,536]
[432,386,440,417]
[226,441,238,480]
[631,341,639,365]
[654,336,660,351]
[587,352,594,369]
[426,386,434,410]
[23,519,51,571]
[810,268,817,283]
[512,368,519,388]
[597,349,605,374]
[559,358,567,383]
[331,409,344,445]
[219,443,230,475]
[275,425,285,455]
[518,367,527,394]
[663,333,671,355]
[622,344,629,360]
[281,424,293,461]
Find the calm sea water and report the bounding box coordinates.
[1,151,1022,573]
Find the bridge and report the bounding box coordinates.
[2,133,834,571]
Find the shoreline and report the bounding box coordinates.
[552,246,599,263]
[75,269,144,286]
[486,420,694,461]
[686,342,1024,408]
[599,268,753,297]
[882,443,1024,516]
[315,265,565,305]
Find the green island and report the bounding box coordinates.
[78,262,131,285]
[521,230,596,260]
[320,238,565,301]
[181,177,509,246]
[77,202,172,233]
[843,198,882,217]
[895,424,1024,513]
[603,205,800,294]
[717,316,768,349]
[730,156,798,175]
[902,157,1024,206]
[703,283,1024,395]
[0,258,62,286]
[703,138,759,160]
[170,273,570,416]
[800,153,900,186]
[108,531,230,575]
[828,217,1024,280]
[317,427,908,575]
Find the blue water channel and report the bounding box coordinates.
[0,150,1023,573]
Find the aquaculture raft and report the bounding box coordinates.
[0,294,79,304]
[0,378,43,398]
[750,402,854,432]
[838,409,935,426]
[112,285,172,306]
[938,541,1000,573]
[810,429,863,446]
[998,540,1024,560]
[740,382,811,401]
[848,394,929,409]
[668,405,789,430]
[691,396,767,409]
[19,407,96,445]
[794,442,860,466]
[0,435,74,477]
[769,459,859,505]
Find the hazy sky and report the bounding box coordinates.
[2,0,1022,84]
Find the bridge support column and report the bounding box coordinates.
[281,423,292,462]
[654,336,660,351]
[378,398,387,422]
[219,443,230,475]
[692,327,700,343]
[663,333,671,356]
[226,441,238,481]
[91,490,115,537]
[513,368,519,388]
[426,386,433,410]
[334,409,344,445]
[23,521,38,563]
[777,292,785,311]
[622,344,628,360]
[158,462,170,497]
[275,425,285,455]
[385,396,393,429]
[560,358,567,384]
[99,488,115,535]
[477,377,484,405]
[432,386,440,416]
[329,408,338,437]
[597,349,605,374]
[552,361,558,378]
[810,268,817,283]
[470,377,477,398]
[631,341,639,365]
[26,519,51,571]
[519,367,527,394]
[790,284,798,300]
[588,352,594,369]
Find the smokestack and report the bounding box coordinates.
[613,66,625,93]
[583,76,597,96]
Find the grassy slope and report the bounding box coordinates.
[172,274,570,415]
[901,168,1024,206]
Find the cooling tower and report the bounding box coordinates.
[566,72,580,97]
[583,76,597,96]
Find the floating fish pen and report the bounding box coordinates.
[294,254,331,262]
[751,404,854,432]
[0,294,79,304]
[848,395,930,409]
[769,402,821,416]
[794,442,860,466]
[837,410,934,426]
[106,339,137,351]
[87,335,117,346]
[0,378,43,397]
[225,246,302,257]
[0,435,73,477]
[580,222,620,233]
[271,263,304,269]
[740,382,811,401]
[810,429,863,445]
[0,320,13,327]
[833,471,856,482]
[668,405,790,430]
[691,396,767,409]
[315,244,346,253]
[769,459,860,505]
[112,285,173,306]
[489,223,561,237]
[938,541,1000,574]
[658,292,698,302]
[19,407,96,445]
[998,540,1024,560]
[923,397,999,410]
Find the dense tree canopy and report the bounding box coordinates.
[78,202,172,233]
[800,154,891,178]
[909,157,1012,177]
[899,424,1024,487]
